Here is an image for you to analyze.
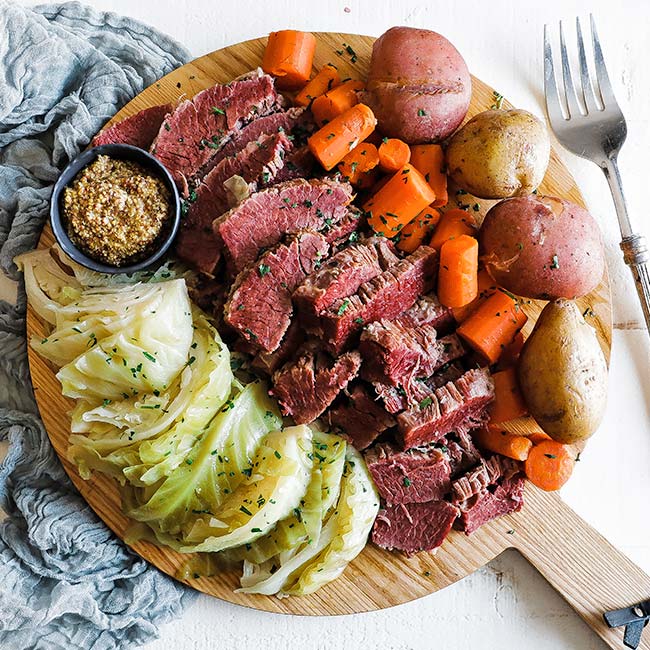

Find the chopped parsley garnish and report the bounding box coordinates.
[274,450,282,459]
[211,106,225,115]
[419,396,433,410]
[417,108,427,117]
[403,477,412,487]
[142,351,156,362]
[550,254,560,269]
[337,299,351,316]
[240,505,253,516]
[258,263,271,277]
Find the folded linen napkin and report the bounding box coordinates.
[0,3,197,648]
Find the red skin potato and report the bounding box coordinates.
[361,26,472,144]
[479,195,606,300]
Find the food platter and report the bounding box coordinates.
[25,32,650,648]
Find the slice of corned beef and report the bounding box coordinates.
[273,145,316,183]
[360,319,441,386]
[251,319,305,375]
[451,455,520,504]
[213,106,310,165]
[152,74,282,194]
[176,131,292,274]
[214,178,353,275]
[396,367,495,450]
[443,428,482,476]
[323,207,368,248]
[294,237,397,328]
[327,384,395,450]
[397,295,455,335]
[187,273,224,313]
[321,246,439,355]
[372,500,458,555]
[92,104,172,149]
[224,231,328,352]
[271,344,361,424]
[371,338,466,414]
[364,441,451,505]
[457,476,525,535]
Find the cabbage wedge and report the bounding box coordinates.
[180,425,313,553]
[237,445,379,596]
[122,380,282,546]
[226,429,346,564]
[67,310,233,482]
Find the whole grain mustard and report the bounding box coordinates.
[63,155,171,266]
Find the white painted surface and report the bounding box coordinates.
[12,0,650,648]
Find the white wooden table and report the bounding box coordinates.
[12,1,650,648]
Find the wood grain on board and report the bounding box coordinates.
[25,33,650,649]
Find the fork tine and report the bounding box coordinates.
[590,14,616,106]
[576,17,600,112]
[559,20,583,117]
[544,24,566,126]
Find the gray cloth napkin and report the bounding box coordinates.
[0,2,198,648]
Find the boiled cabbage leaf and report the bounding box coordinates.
[54,279,192,400]
[180,425,313,553]
[226,428,346,564]
[237,445,379,596]
[121,380,282,547]
[67,309,233,482]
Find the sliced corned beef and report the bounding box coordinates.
[251,319,304,375]
[364,441,451,505]
[451,455,520,504]
[443,428,482,476]
[322,207,367,248]
[177,131,292,274]
[327,384,395,450]
[152,74,282,194]
[294,237,397,328]
[273,145,315,183]
[360,319,441,386]
[187,273,223,313]
[321,246,438,355]
[224,231,328,352]
[372,338,466,414]
[272,344,361,424]
[457,476,525,535]
[92,104,172,149]
[213,106,310,165]
[372,500,458,554]
[396,367,495,450]
[214,178,353,274]
[397,295,455,335]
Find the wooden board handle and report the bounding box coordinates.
[514,487,650,649]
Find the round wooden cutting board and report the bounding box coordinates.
[26,33,650,649]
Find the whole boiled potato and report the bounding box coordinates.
[445,109,550,199]
[479,195,605,299]
[361,26,471,144]
[518,300,608,444]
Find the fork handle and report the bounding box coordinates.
[621,234,650,331]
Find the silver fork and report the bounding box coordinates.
[544,15,650,331]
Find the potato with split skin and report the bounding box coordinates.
[445,109,551,199]
[361,26,472,144]
[479,194,605,300]
[518,299,608,444]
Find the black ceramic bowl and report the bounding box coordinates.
[50,144,180,274]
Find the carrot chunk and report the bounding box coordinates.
[337,142,380,186]
[262,30,316,90]
[451,268,498,323]
[378,138,411,173]
[525,440,574,491]
[489,367,528,423]
[473,426,533,461]
[429,208,477,251]
[457,289,528,364]
[396,208,440,254]
[294,64,341,107]
[364,164,436,236]
[438,235,479,308]
[311,80,365,126]
[308,103,377,171]
[410,144,448,207]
